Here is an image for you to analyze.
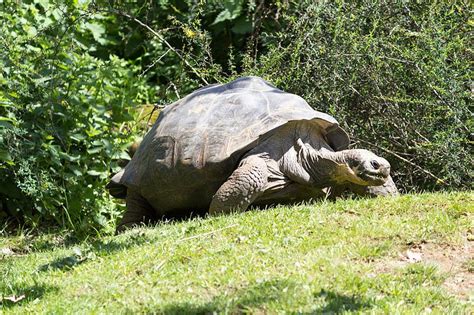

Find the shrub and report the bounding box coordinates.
[0,2,148,233]
[1,1,471,234]
[241,1,472,190]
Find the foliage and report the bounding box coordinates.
[0,0,472,233]
[0,0,279,233]
[240,1,472,190]
[94,0,473,190]
[0,1,149,233]
[1,192,473,312]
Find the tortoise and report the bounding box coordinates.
[108,76,398,232]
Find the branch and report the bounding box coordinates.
[99,8,209,85]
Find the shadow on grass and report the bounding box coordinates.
[153,280,373,314]
[38,254,88,272]
[157,279,294,314]
[38,232,151,272]
[3,219,167,256]
[0,283,58,309]
[37,216,215,272]
[311,289,372,314]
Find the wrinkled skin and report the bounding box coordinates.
[208,122,395,216]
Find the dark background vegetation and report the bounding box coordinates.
[0,0,472,234]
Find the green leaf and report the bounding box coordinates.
[231,17,252,34]
[65,164,83,177]
[32,76,53,86]
[87,170,105,177]
[86,127,101,137]
[0,98,13,107]
[8,92,19,99]
[0,150,12,162]
[112,151,131,161]
[84,22,107,45]
[70,133,86,142]
[0,121,14,129]
[87,147,102,154]
[59,152,81,162]
[212,0,244,24]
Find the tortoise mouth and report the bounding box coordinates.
[358,171,388,185]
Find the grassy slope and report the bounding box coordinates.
[1,192,473,314]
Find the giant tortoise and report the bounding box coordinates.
[108,76,398,231]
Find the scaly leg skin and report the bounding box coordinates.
[116,190,157,234]
[209,155,269,216]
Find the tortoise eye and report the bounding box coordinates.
[370,160,380,170]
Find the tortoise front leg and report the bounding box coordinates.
[209,155,268,215]
[116,190,157,234]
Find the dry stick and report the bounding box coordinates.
[178,224,239,243]
[112,10,209,85]
[146,105,159,127]
[356,138,446,184]
[154,259,167,271]
[139,48,172,78]
[151,224,238,272]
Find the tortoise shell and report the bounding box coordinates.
[111,76,349,213]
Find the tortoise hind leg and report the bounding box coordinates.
[116,190,157,234]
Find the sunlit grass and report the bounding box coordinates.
[1,192,473,313]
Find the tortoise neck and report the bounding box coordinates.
[297,143,347,186]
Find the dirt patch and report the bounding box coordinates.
[374,241,473,299]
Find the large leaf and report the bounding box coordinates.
[0,150,12,163]
[83,22,107,45]
[212,0,244,24]
[231,16,252,34]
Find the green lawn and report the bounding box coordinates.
[1,192,473,314]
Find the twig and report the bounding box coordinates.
[356,138,446,184]
[104,9,209,85]
[139,48,172,78]
[178,224,238,243]
[169,81,181,99]
[154,259,167,271]
[146,104,160,127]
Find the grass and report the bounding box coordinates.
[1,192,473,314]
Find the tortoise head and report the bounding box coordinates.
[295,140,391,187]
[341,149,391,186]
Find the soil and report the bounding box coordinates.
[375,240,473,300]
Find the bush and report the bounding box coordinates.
[0,2,149,233]
[241,1,472,190]
[1,1,471,234]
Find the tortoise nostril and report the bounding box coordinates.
[370,160,380,170]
